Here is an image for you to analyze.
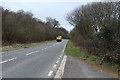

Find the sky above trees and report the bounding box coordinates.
[2,2,89,31]
[2,0,119,31]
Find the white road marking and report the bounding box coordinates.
[8,58,14,61]
[60,54,62,58]
[49,46,52,48]
[48,70,53,76]
[0,57,18,64]
[34,51,38,53]
[62,41,68,53]
[62,45,66,53]
[53,64,57,68]
[56,60,59,63]
[62,50,64,54]
[58,58,60,60]
[26,51,38,55]
[0,60,8,64]
[41,46,52,50]
[41,49,44,50]
[26,52,33,55]
[44,47,47,49]
[54,55,67,78]
[8,57,17,61]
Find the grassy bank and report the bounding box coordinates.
[2,40,55,52]
[65,40,118,77]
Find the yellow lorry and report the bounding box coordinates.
[56,36,62,42]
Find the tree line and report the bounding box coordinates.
[67,2,120,64]
[2,8,68,46]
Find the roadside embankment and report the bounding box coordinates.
[2,40,55,52]
[65,40,119,78]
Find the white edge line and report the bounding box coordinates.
[56,60,59,63]
[60,55,62,58]
[48,70,53,76]
[62,40,68,54]
[54,55,67,78]
[62,50,64,54]
[53,64,57,68]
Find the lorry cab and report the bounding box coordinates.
[56,36,62,42]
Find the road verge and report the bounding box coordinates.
[65,40,118,78]
[2,40,55,52]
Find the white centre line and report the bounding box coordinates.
[56,60,59,63]
[36,51,38,52]
[48,70,53,76]
[26,52,33,55]
[8,58,14,61]
[58,58,60,60]
[0,57,18,64]
[8,57,17,61]
[26,51,38,55]
[41,49,44,50]
[44,47,47,49]
[0,60,8,64]
[60,55,62,58]
[49,46,52,48]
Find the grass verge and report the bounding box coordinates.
[2,40,55,52]
[65,40,119,78]
[65,40,88,59]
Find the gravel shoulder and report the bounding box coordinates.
[62,55,116,78]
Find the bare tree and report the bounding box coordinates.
[46,17,60,28]
[2,8,68,46]
[67,2,120,63]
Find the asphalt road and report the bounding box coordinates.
[1,39,68,78]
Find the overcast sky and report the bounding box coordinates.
[2,1,91,31]
[2,0,119,31]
